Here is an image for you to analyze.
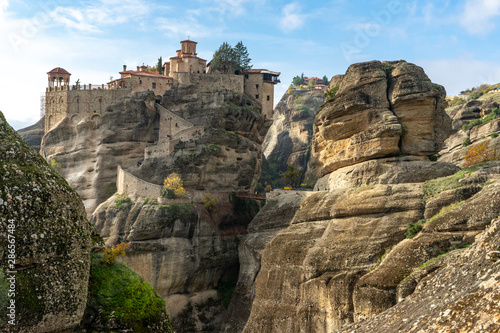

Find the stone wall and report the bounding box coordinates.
[117,165,231,202]
[128,75,173,96]
[117,165,163,198]
[45,87,131,133]
[174,72,244,93]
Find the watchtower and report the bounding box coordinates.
[47,67,71,91]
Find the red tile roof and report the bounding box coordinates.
[48,67,71,75]
[244,69,281,75]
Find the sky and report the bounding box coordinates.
[1,0,500,130]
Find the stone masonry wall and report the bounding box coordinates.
[174,72,244,93]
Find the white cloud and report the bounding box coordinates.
[279,2,306,33]
[460,0,500,35]
[51,0,151,32]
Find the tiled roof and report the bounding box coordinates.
[48,67,71,75]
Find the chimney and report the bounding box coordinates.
[123,65,127,71]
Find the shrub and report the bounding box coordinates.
[381,62,395,74]
[401,123,408,137]
[105,182,117,200]
[491,132,499,139]
[162,173,186,198]
[142,198,158,205]
[405,219,425,239]
[462,136,471,147]
[115,195,132,209]
[202,193,217,213]
[464,140,496,167]
[429,154,438,162]
[423,167,478,200]
[325,85,339,101]
[102,242,131,264]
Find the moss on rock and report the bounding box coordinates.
[0,111,96,332]
[83,253,175,332]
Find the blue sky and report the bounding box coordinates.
[1,0,500,129]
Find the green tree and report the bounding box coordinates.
[210,42,238,74]
[292,75,302,86]
[307,78,315,89]
[322,75,330,86]
[234,41,252,70]
[156,56,163,74]
[283,165,301,187]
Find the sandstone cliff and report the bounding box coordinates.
[92,193,260,332]
[438,97,500,166]
[239,61,500,332]
[262,88,324,183]
[0,110,93,332]
[41,91,159,216]
[312,60,450,177]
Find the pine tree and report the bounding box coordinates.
[322,75,329,86]
[234,41,252,70]
[156,57,163,75]
[210,42,238,74]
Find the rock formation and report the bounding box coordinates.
[438,97,500,166]
[263,88,324,180]
[238,61,500,333]
[312,60,450,177]
[17,117,43,152]
[92,193,260,332]
[41,91,159,216]
[0,110,93,332]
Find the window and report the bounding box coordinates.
[255,95,259,99]
[152,82,156,89]
[139,80,142,85]
[267,95,270,101]
[256,84,259,89]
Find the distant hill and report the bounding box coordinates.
[17,117,43,152]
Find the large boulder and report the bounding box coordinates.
[0,111,94,332]
[312,60,451,177]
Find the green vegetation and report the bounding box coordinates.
[446,96,466,107]
[210,41,252,74]
[162,173,186,198]
[405,219,425,239]
[325,85,339,101]
[423,166,478,201]
[401,123,408,137]
[491,132,499,139]
[115,195,132,209]
[462,107,500,131]
[418,245,471,269]
[105,182,117,200]
[429,154,438,162]
[85,253,174,332]
[381,62,395,74]
[292,73,305,86]
[156,56,163,74]
[202,193,217,214]
[371,244,397,270]
[283,165,301,187]
[322,75,330,86]
[462,136,471,147]
[159,204,193,219]
[142,198,158,205]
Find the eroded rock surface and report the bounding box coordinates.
[41,91,159,216]
[312,60,450,177]
[263,88,324,177]
[0,111,94,332]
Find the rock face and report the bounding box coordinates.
[239,61,500,333]
[92,193,260,332]
[130,88,270,194]
[263,88,324,176]
[312,60,450,177]
[243,165,500,333]
[41,91,159,216]
[0,111,93,332]
[17,117,43,152]
[438,97,500,166]
[221,191,310,332]
[341,218,500,332]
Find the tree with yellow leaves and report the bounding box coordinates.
[464,140,496,167]
[162,173,186,198]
